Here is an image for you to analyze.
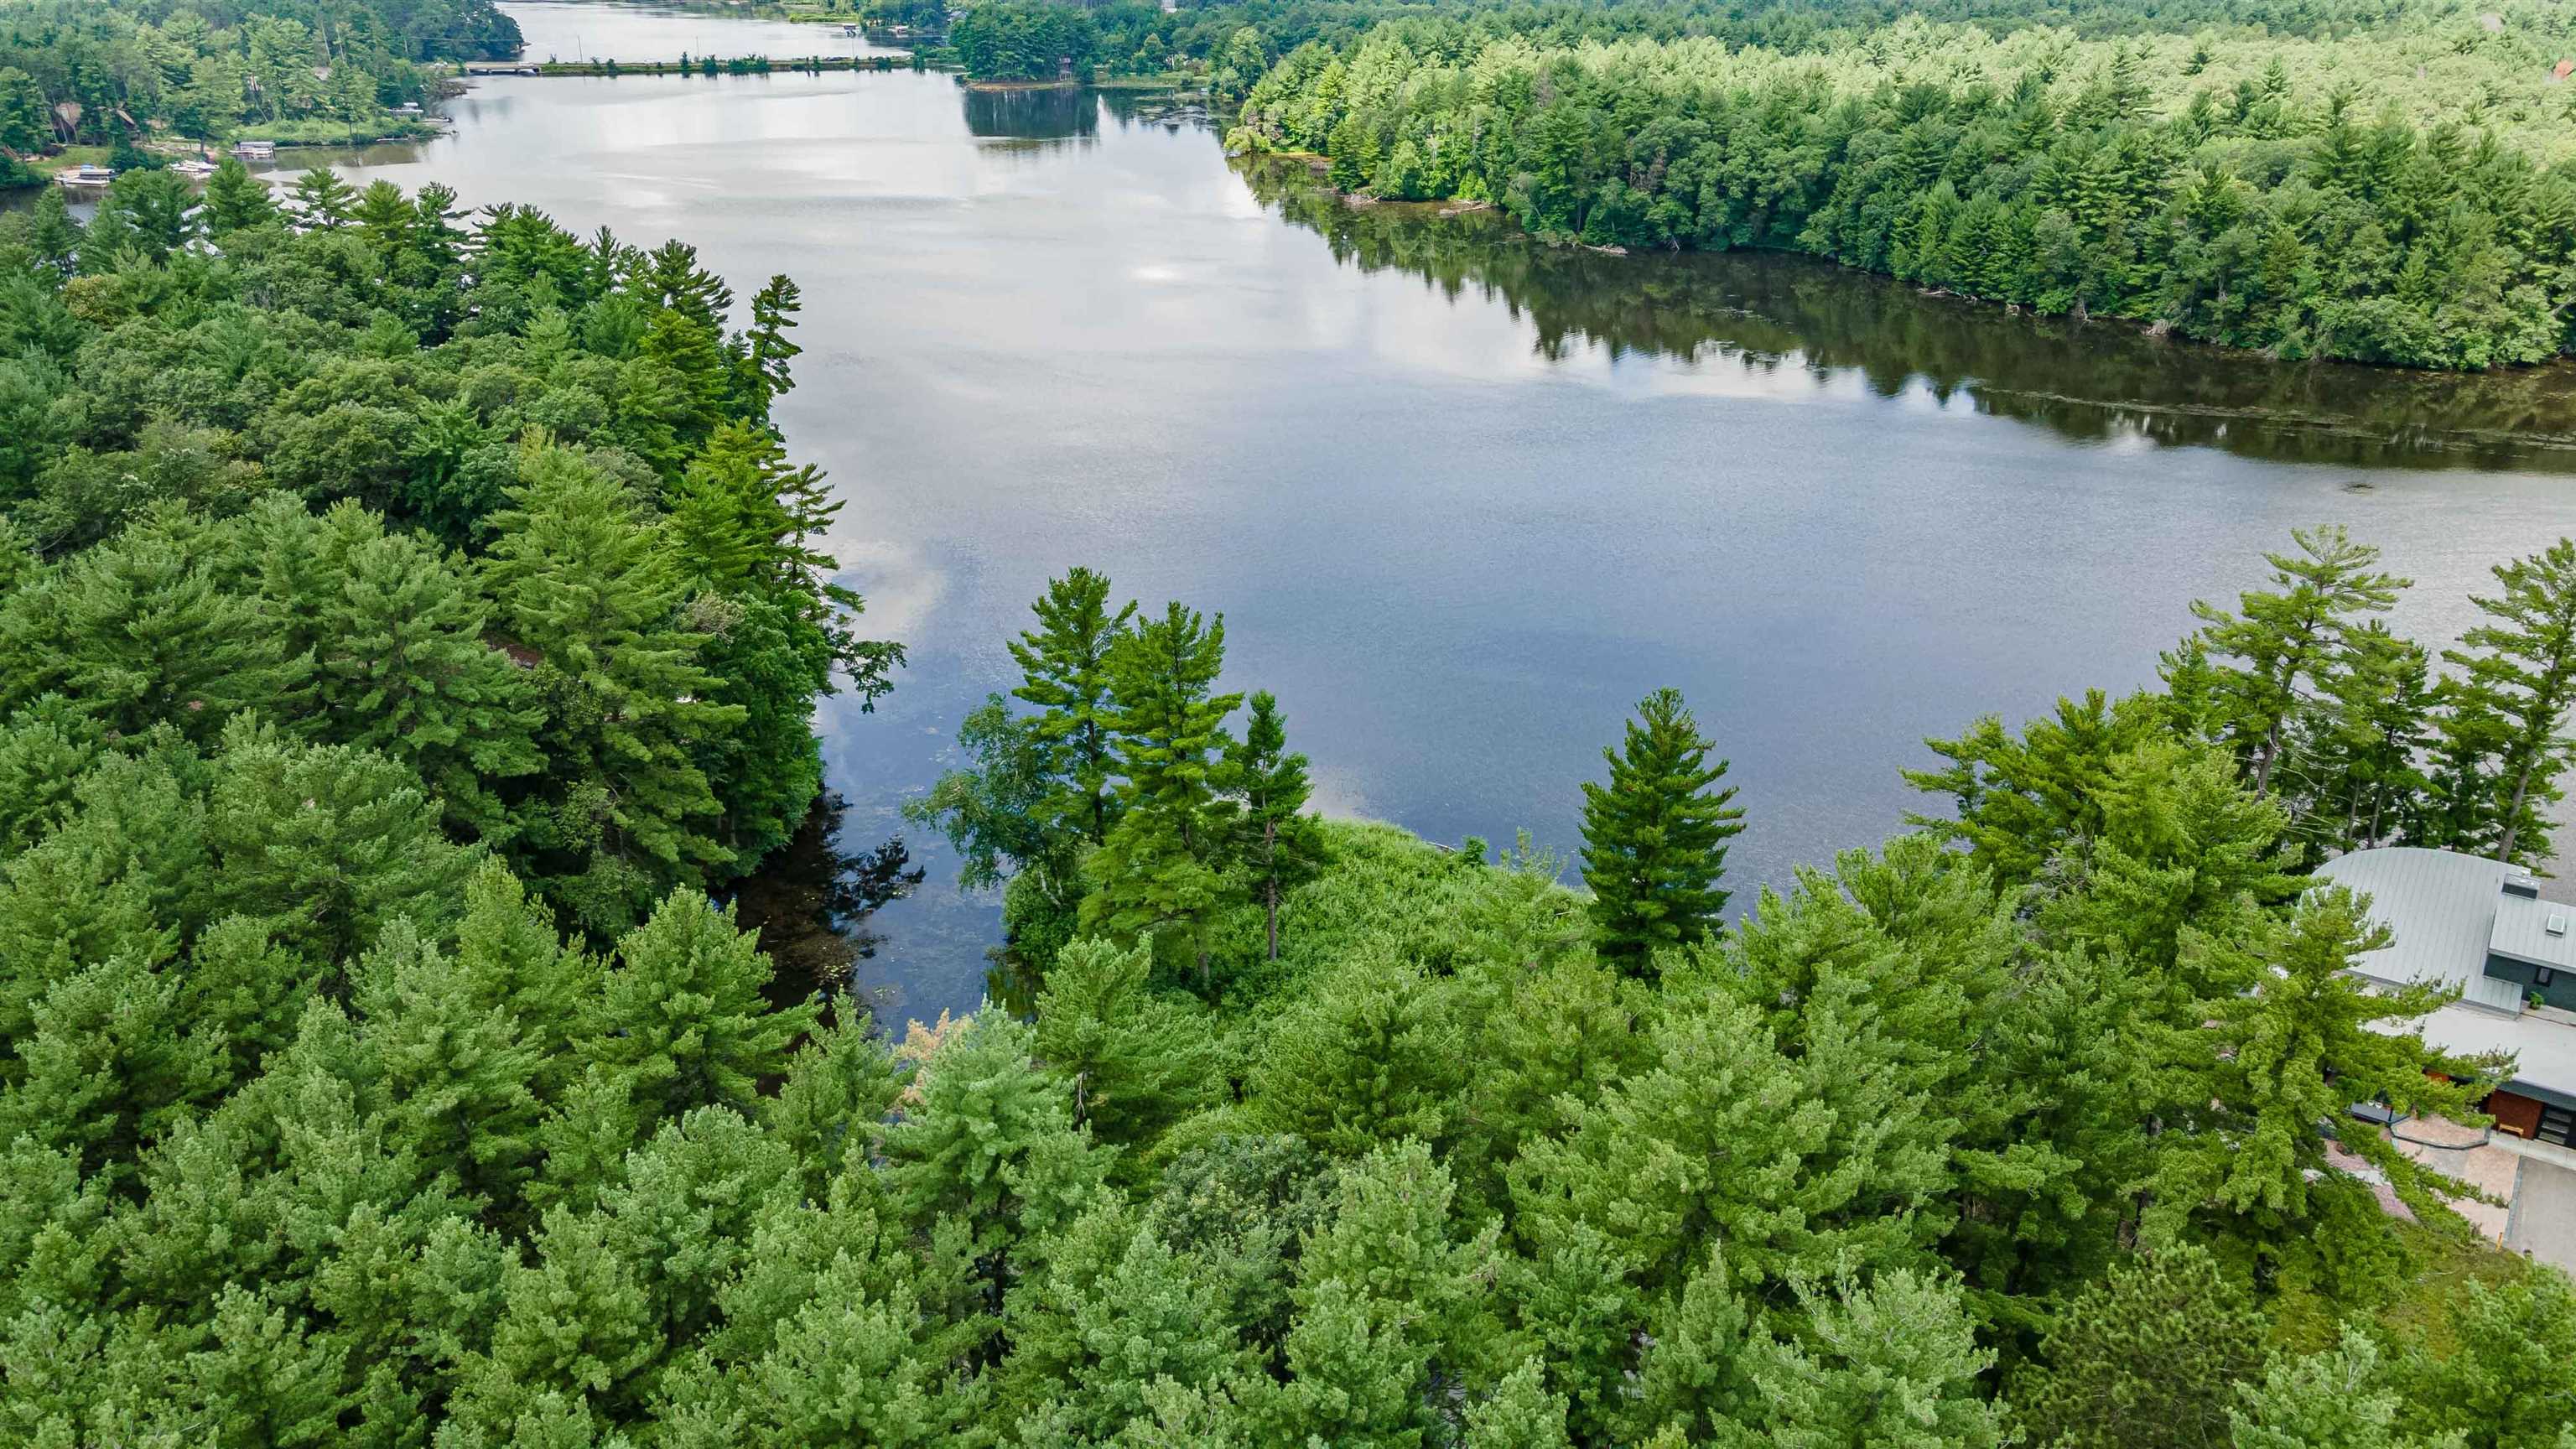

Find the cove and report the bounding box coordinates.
[289,2,2576,1024]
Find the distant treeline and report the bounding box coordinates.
[919,0,2576,90]
[0,0,520,169]
[1227,8,2576,369]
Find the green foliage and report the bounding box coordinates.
[1083,600,1246,974]
[1033,937,1225,1155]
[2010,1245,2267,1449]
[954,3,1100,82]
[1229,13,2576,369]
[1579,686,1743,973]
[585,892,818,1131]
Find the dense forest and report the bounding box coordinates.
[4,161,2576,1436]
[1228,4,2576,367]
[8,1,2576,1443]
[953,3,1104,84]
[0,0,521,177]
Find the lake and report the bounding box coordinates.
[287,2,2576,1025]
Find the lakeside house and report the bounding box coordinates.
[231,139,278,160]
[2317,846,2576,1267]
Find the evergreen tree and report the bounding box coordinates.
[1463,1359,1574,1449]
[882,1011,1105,1285]
[2231,1327,2434,1449]
[743,273,802,417]
[1222,690,1326,961]
[1246,948,1465,1156]
[1034,937,1223,1156]
[0,953,226,1185]
[1082,601,1243,980]
[2396,1269,2576,1449]
[289,166,358,230]
[0,504,304,742]
[585,892,816,1130]
[1010,566,1135,848]
[2010,1246,2266,1449]
[252,497,543,839]
[2442,536,2576,865]
[999,1204,1245,1436]
[2188,525,2406,797]
[202,157,279,236]
[2153,886,2492,1251]
[480,443,745,922]
[1742,1267,2002,1449]
[1579,687,1744,974]
[355,918,546,1216]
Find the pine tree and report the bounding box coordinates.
[2153,886,2493,1250]
[2441,536,2576,866]
[761,1006,903,1198]
[2397,1270,2576,1448]
[1742,1267,2002,1449]
[253,498,543,839]
[0,954,226,1186]
[998,1205,1244,1436]
[452,856,598,1094]
[1246,948,1465,1156]
[480,443,745,919]
[1579,687,1744,973]
[1222,690,1326,961]
[2230,1327,2426,1449]
[202,158,278,236]
[354,918,546,1216]
[187,1285,351,1448]
[584,892,817,1130]
[1465,1360,1574,1449]
[2009,1246,2266,1449]
[2189,525,2406,797]
[1033,937,1223,1154]
[882,1011,1104,1287]
[288,167,357,229]
[1009,566,1135,847]
[2293,620,2433,856]
[744,274,802,417]
[1082,601,1244,980]
[0,504,304,742]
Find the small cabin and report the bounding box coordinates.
[233,139,278,159]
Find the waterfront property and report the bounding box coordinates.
[2319,846,2576,1268]
[231,139,278,159]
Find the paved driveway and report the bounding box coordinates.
[2506,1155,2576,1273]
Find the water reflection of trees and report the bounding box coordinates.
[729,794,922,1014]
[962,85,1098,143]
[1237,162,2576,474]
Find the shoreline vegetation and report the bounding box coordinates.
[0,0,519,189]
[1225,5,2576,371]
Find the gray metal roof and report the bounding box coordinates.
[2313,847,2526,1013]
[2490,887,2576,972]
[2315,847,2576,1098]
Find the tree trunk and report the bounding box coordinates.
[2251,715,2284,798]
[1264,819,1280,962]
[2500,755,2534,865]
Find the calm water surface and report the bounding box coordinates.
[298,8,2576,1022]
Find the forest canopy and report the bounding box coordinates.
[1228,4,2576,367]
[0,0,522,168]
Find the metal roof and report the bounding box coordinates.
[2314,847,2576,1098]
[2313,847,2525,1012]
